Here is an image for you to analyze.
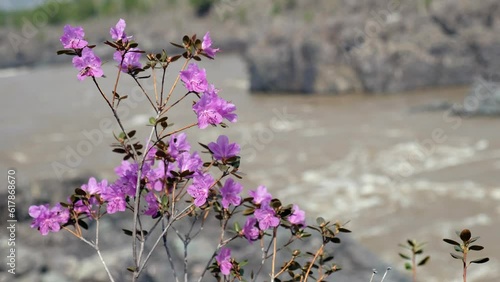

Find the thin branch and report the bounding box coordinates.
[271,227,278,280]
[96,217,116,282]
[272,255,295,279]
[161,91,193,115]
[159,64,169,109]
[303,244,324,281]
[137,204,194,276]
[133,76,157,111]
[152,66,159,106]
[164,59,190,106]
[111,53,125,107]
[132,113,161,279]
[162,218,180,282]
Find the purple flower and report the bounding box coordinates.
[114,160,139,196]
[144,191,159,216]
[249,185,272,205]
[101,182,128,214]
[192,86,237,129]
[254,204,280,230]
[72,47,104,81]
[180,63,208,93]
[168,133,191,159]
[202,32,220,59]
[81,177,108,195]
[242,216,260,243]
[208,135,240,161]
[29,204,70,235]
[288,204,306,227]
[187,172,214,206]
[113,48,142,73]
[216,247,232,275]
[145,160,169,191]
[73,197,99,218]
[145,145,158,165]
[60,24,88,49]
[220,178,242,209]
[177,152,202,175]
[110,18,131,42]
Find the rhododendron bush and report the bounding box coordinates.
[29,19,350,282]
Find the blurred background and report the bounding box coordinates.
[1,0,500,281]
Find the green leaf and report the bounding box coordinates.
[328,237,341,244]
[182,35,190,46]
[450,253,463,260]
[234,221,242,232]
[316,217,326,225]
[407,239,415,247]
[77,219,88,230]
[122,229,133,236]
[170,54,182,62]
[399,253,411,260]
[469,245,484,251]
[74,188,87,196]
[149,117,156,125]
[156,116,169,124]
[404,262,412,270]
[418,256,430,266]
[469,236,480,244]
[443,238,460,246]
[270,199,282,209]
[170,42,184,49]
[113,148,127,154]
[288,261,301,271]
[470,257,489,264]
[243,208,255,216]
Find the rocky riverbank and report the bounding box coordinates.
[245,0,500,94]
[2,0,500,94]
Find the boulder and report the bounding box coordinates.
[453,76,500,116]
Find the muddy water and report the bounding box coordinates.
[1,55,499,281]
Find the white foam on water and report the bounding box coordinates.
[0,67,30,78]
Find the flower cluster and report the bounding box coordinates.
[242,185,305,243]
[192,84,237,129]
[30,20,321,282]
[28,204,70,235]
[60,24,103,81]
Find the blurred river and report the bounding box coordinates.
[1,55,499,281]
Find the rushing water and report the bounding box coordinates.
[1,55,499,281]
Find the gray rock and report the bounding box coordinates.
[453,76,500,116]
[245,0,500,94]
